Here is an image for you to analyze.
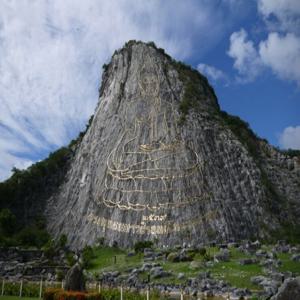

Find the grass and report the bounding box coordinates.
[277,252,300,275]
[209,261,263,290]
[0,297,39,300]
[87,245,299,292]
[89,246,142,273]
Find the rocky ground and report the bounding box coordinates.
[86,240,300,299]
[0,247,69,281]
[1,240,300,299]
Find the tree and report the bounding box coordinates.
[0,208,17,236]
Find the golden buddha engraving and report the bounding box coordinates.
[95,55,212,233]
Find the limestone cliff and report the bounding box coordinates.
[44,41,300,249]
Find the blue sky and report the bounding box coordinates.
[0,0,299,181]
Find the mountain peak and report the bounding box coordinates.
[4,41,299,249]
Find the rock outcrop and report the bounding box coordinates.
[271,277,300,300]
[65,263,85,291]
[42,41,300,249]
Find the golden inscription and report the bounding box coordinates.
[87,211,217,235]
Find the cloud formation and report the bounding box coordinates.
[0,0,241,181]
[258,0,300,33]
[279,126,300,149]
[227,29,262,82]
[259,32,300,83]
[228,0,300,84]
[197,63,228,83]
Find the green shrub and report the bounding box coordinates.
[167,252,179,262]
[82,245,94,268]
[59,234,68,248]
[203,253,212,261]
[198,247,207,256]
[43,239,57,259]
[2,281,20,296]
[44,288,151,300]
[100,288,149,300]
[220,110,259,159]
[96,237,105,246]
[56,270,65,281]
[133,240,153,253]
[2,281,40,297]
[16,226,50,248]
[172,59,218,124]
[102,64,109,72]
[66,252,76,267]
[280,149,300,158]
[0,208,17,235]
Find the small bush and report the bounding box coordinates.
[167,252,179,262]
[0,208,17,235]
[59,234,68,248]
[203,253,212,261]
[56,270,65,281]
[44,289,103,300]
[55,291,101,300]
[66,252,76,267]
[82,245,94,268]
[42,239,57,259]
[102,64,109,72]
[134,240,153,253]
[3,282,40,297]
[198,247,207,256]
[16,226,50,248]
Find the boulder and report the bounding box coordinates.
[64,263,85,291]
[291,254,300,262]
[167,252,180,262]
[239,258,258,265]
[214,249,230,262]
[271,277,300,300]
[189,261,201,270]
[255,249,267,258]
[150,266,171,279]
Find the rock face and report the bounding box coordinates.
[46,41,300,249]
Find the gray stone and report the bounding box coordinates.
[198,271,210,279]
[251,275,266,285]
[291,254,300,261]
[214,249,230,262]
[150,266,171,279]
[271,277,300,300]
[189,261,201,270]
[64,263,85,291]
[40,40,300,249]
[256,249,267,258]
[239,258,258,265]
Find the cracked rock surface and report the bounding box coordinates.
[45,41,300,249]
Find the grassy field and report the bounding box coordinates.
[0,297,39,300]
[87,244,300,291]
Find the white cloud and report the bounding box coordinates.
[279,126,300,149]
[0,0,241,181]
[197,63,228,83]
[227,1,300,84]
[259,32,300,84]
[227,29,262,82]
[258,0,300,33]
[228,29,300,84]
